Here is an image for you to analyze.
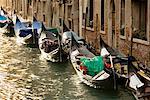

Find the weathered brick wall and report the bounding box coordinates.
[82,29,107,49]
[84,29,150,67]
[119,39,150,66]
[81,0,150,67]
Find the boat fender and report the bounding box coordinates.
[80,65,87,75]
[104,62,111,68]
[129,73,144,90]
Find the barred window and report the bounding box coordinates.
[132,0,147,41]
[82,0,93,28]
[101,0,104,31]
[120,0,125,36]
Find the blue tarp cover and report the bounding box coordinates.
[0,15,7,21]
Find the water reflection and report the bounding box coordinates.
[0,29,134,100]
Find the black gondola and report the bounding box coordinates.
[67,32,115,89]
[14,16,42,45]
[99,36,150,100]
[38,24,67,62]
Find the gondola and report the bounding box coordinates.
[0,7,11,29]
[99,36,129,81]
[99,36,150,99]
[127,58,150,100]
[38,24,67,62]
[69,32,114,89]
[14,16,42,45]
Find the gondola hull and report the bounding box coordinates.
[71,57,114,88]
[99,36,150,99]
[70,46,114,89]
[0,8,12,29]
[15,28,38,45]
[14,16,41,45]
[0,22,7,28]
[127,63,150,100]
[40,47,60,62]
[0,15,9,28]
[39,28,67,62]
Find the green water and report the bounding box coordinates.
[0,30,135,100]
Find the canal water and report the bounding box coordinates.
[0,30,135,100]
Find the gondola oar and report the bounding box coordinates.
[32,16,35,45]
[99,36,117,90]
[110,55,117,90]
[69,32,74,55]
[130,33,134,56]
[58,34,62,62]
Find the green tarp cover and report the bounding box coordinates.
[80,56,104,76]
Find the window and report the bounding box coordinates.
[27,0,32,15]
[43,1,46,13]
[28,0,32,6]
[59,4,62,17]
[68,5,72,19]
[68,0,72,3]
[43,14,46,22]
[132,0,147,41]
[101,0,104,31]
[120,0,125,36]
[20,1,22,11]
[82,0,93,28]
[68,20,72,29]
[34,13,37,18]
[59,18,62,26]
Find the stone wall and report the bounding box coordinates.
[80,0,150,66]
[0,0,78,33]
